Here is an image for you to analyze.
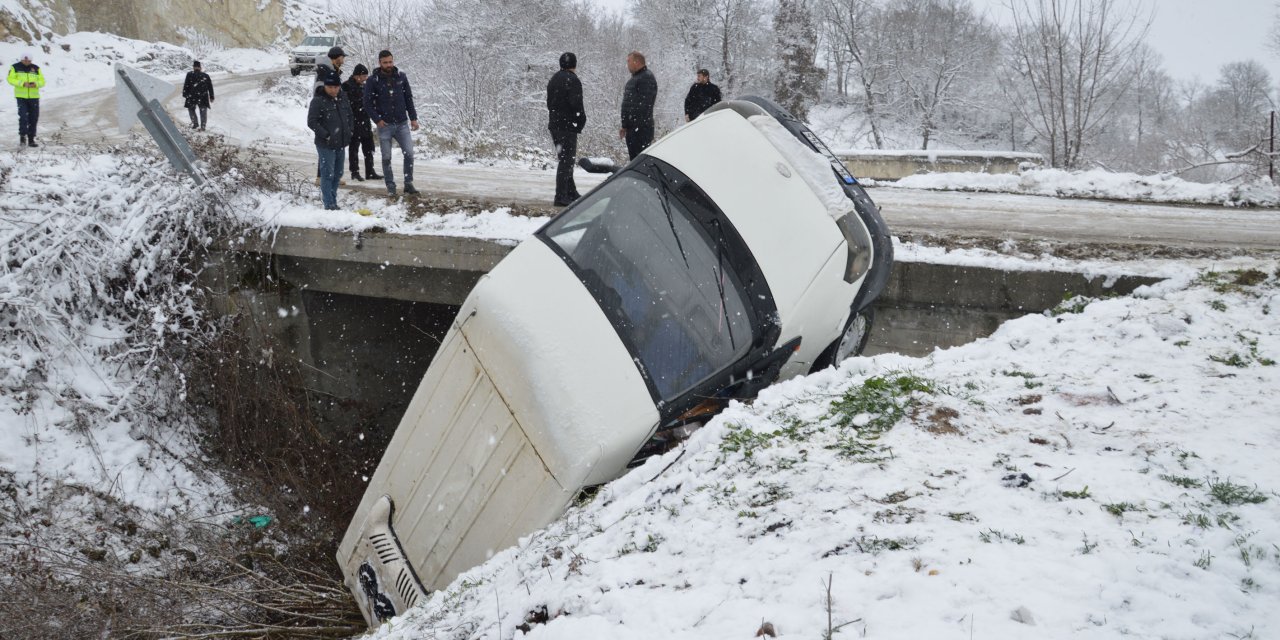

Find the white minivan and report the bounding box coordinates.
[336,97,893,626]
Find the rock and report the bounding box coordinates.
[1010,606,1036,625]
[1001,472,1033,488]
[755,622,777,637]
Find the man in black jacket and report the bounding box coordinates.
[618,51,657,160]
[683,69,721,122]
[182,61,214,131]
[546,52,586,206]
[342,64,381,182]
[308,76,354,210]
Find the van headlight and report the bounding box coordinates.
[835,214,872,284]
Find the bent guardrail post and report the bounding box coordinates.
[114,63,205,186]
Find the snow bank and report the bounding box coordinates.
[367,262,1280,640]
[0,143,239,539]
[889,167,1280,208]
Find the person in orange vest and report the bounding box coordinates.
[7,52,45,148]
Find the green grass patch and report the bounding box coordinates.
[979,529,1026,544]
[1102,502,1144,517]
[1160,474,1203,489]
[1059,486,1092,500]
[1208,478,1269,506]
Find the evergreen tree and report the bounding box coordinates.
[774,0,824,121]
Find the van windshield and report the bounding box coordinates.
[301,36,335,47]
[542,166,756,404]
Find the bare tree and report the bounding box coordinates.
[879,0,1000,149]
[819,0,889,147]
[1002,0,1153,168]
[710,0,769,96]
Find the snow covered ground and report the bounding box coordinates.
[879,168,1280,208]
[3,22,1279,640]
[363,261,1280,640]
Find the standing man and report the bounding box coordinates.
[8,52,44,148]
[618,51,657,160]
[546,52,585,207]
[314,46,346,96]
[342,63,381,182]
[307,76,354,211]
[683,69,721,122]
[364,50,419,196]
[182,60,214,131]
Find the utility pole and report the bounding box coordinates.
[1270,110,1275,182]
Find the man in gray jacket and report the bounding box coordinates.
[618,51,657,159]
[308,76,353,210]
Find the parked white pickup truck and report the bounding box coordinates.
[289,33,345,76]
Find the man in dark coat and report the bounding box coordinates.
[683,69,721,122]
[364,49,420,196]
[618,51,658,160]
[342,64,381,182]
[546,52,586,206]
[182,60,214,131]
[308,76,354,210]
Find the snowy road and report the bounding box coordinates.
[40,68,1280,251]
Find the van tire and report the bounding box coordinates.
[290,67,301,76]
[809,308,875,372]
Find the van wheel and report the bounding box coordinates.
[290,67,301,76]
[810,308,875,372]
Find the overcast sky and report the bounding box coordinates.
[584,0,1280,85]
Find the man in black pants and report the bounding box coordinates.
[618,51,657,160]
[342,64,381,181]
[546,52,585,207]
[182,60,214,131]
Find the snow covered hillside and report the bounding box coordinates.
[367,264,1280,640]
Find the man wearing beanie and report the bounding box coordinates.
[313,46,346,184]
[7,51,44,147]
[308,75,354,210]
[546,51,586,206]
[314,46,346,97]
[182,60,214,131]
[342,63,381,181]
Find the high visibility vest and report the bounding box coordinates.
[8,63,45,99]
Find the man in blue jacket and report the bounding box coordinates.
[363,50,419,196]
[308,76,354,210]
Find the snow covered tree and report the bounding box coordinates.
[818,0,889,147]
[1002,0,1153,168]
[774,0,825,121]
[878,0,999,149]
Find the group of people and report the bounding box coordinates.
[307,46,419,210]
[7,48,720,211]
[546,50,722,206]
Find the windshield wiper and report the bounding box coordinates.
[651,163,735,348]
[650,166,690,269]
[712,218,736,349]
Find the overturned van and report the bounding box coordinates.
[336,97,893,626]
